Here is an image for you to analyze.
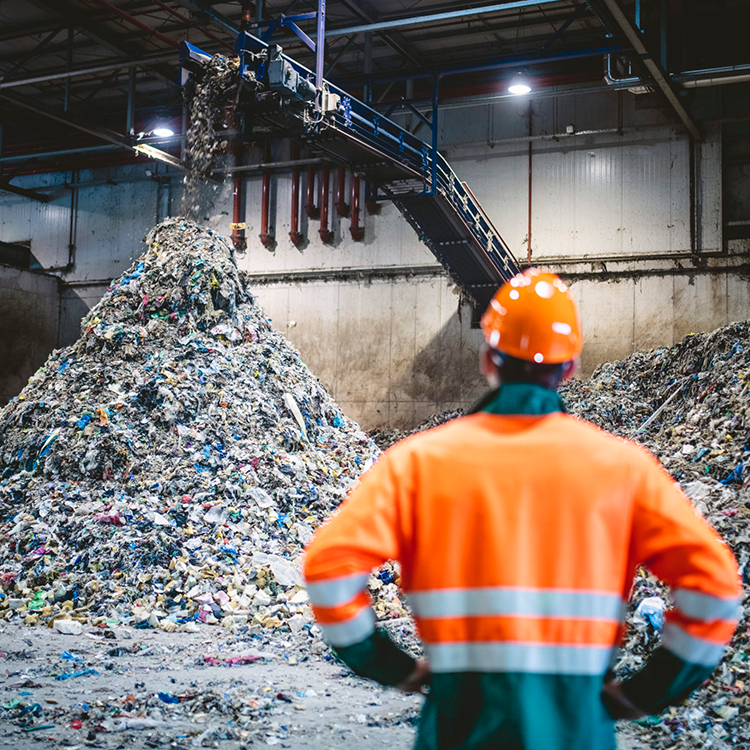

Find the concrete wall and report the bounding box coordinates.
[0,264,59,405]
[0,86,748,428]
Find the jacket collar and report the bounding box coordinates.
[469,382,565,416]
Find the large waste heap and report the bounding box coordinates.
[0,219,404,634]
[562,325,750,749]
[376,325,750,747]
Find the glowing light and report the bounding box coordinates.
[152,126,175,138]
[534,353,544,363]
[509,289,520,300]
[508,71,532,95]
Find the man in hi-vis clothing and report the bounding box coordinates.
[303,269,741,750]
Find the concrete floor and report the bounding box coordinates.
[0,621,644,749]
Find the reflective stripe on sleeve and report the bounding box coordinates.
[424,641,613,675]
[673,588,742,623]
[305,573,370,608]
[662,622,727,667]
[407,587,624,621]
[318,606,376,648]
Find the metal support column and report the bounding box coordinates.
[64,27,73,112]
[431,76,440,195]
[587,0,701,140]
[315,0,326,93]
[127,67,136,138]
[405,78,414,131]
[364,32,372,103]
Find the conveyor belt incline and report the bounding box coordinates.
[182,33,521,310]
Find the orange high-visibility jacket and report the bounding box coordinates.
[304,411,741,747]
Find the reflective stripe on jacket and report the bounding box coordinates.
[303,403,741,749]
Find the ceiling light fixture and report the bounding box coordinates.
[508,71,532,95]
[151,125,175,138]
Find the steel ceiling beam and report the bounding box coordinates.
[342,44,623,85]
[24,0,178,90]
[171,1,239,36]
[0,89,186,171]
[586,0,702,140]
[0,181,52,203]
[0,26,65,82]
[538,3,588,53]
[0,53,177,90]
[313,0,568,39]
[337,0,422,67]
[89,0,180,50]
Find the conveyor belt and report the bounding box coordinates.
[183,34,521,310]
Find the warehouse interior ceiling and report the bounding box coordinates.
[1,0,750,182]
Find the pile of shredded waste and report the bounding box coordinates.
[377,326,750,746]
[0,219,409,637]
[561,324,750,749]
[371,408,464,450]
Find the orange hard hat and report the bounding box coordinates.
[480,269,582,364]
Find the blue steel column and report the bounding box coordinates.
[316,0,326,92]
[431,76,440,195]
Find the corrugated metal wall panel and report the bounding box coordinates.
[0,89,743,427]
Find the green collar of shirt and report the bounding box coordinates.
[469,382,565,416]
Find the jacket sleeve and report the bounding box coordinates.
[302,449,416,686]
[621,449,742,714]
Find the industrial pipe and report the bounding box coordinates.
[149,0,234,52]
[45,171,78,273]
[349,173,364,242]
[319,163,333,244]
[527,103,532,263]
[307,1,563,40]
[335,166,350,217]
[90,0,180,50]
[289,142,303,247]
[260,170,274,249]
[305,166,319,219]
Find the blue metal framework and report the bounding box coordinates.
[182,28,521,309]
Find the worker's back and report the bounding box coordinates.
[396,411,635,749]
[304,406,740,750]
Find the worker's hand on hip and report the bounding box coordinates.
[396,659,431,694]
[601,680,647,720]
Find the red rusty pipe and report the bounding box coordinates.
[260,169,274,249]
[335,165,349,217]
[289,142,303,247]
[349,173,364,241]
[319,163,333,244]
[305,165,319,219]
[90,0,180,49]
[149,0,234,52]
